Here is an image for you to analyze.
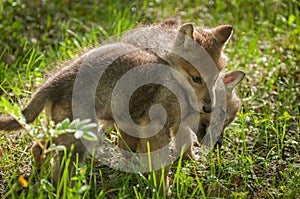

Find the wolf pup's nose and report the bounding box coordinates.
[203,105,214,113]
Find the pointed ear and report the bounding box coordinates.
[222,70,245,92]
[175,23,195,49]
[212,25,233,47]
[179,23,194,39]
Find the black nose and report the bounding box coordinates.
[203,105,214,113]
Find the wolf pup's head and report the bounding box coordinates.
[167,23,233,114]
[197,70,245,147]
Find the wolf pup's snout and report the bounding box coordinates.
[203,104,214,113]
[203,97,215,113]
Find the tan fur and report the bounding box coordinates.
[159,18,233,71]
[0,23,234,190]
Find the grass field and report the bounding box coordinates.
[0,0,299,198]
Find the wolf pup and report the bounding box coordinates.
[183,70,245,159]
[199,70,245,147]
[0,23,231,191]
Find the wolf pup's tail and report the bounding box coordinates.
[0,88,48,131]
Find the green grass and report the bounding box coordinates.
[0,0,299,198]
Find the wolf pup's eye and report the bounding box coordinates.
[192,76,202,84]
[219,108,226,120]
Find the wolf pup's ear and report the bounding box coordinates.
[179,23,194,39]
[177,23,195,49]
[212,25,233,47]
[222,70,245,92]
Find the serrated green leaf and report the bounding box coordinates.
[55,122,62,130]
[74,130,84,139]
[61,118,71,129]
[65,128,75,133]
[76,119,92,129]
[80,123,97,131]
[70,118,81,128]
[82,131,98,141]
